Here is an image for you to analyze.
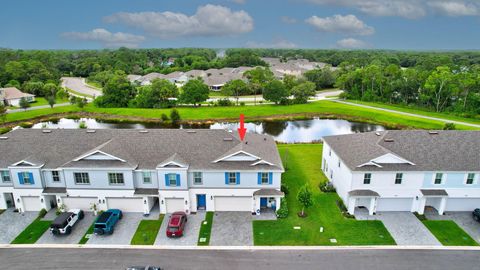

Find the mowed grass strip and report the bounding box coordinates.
[198,212,214,246]
[131,215,165,245]
[78,220,96,244]
[11,219,52,244]
[253,144,395,246]
[422,220,479,246]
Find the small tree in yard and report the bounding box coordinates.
[179,79,209,107]
[222,79,249,105]
[47,96,56,108]
[263,80,289,105]
[297,184,313,217]
[170,109,181,124]
[19,97,30,111]
[0,103,6,124]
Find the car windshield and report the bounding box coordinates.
[168,226,179,232]
[94,224,106,229]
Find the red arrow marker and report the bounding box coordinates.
[238,114,246,141]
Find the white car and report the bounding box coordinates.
[50,209,84,235]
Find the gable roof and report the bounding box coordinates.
[0,129,283,171]
[323,130,480,171]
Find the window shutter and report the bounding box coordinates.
[18,173,24,184]
[29,172,34,185]
[176,174,180,186]
[236,172,240,185]
[257,173,262,185]
[164,174,169,186]
[268,172,273,185]
[225,172,228,185]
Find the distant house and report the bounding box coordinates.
[0,87,35,107]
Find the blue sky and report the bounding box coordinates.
[1,0,480,50]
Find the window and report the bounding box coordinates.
[52,171,60,182]
[142,172,151,184]
[363,173,371,184]
[74,173,90,184]
[22,172,33,184]
[228,172,237,184]
[338,160,341,168]
[395,173,403,184]
[434,173,443,185]
[260,172,269,184]
[193,172,202,185]
[108,173,124,185]
[168,174,177,186]
[1,171,10,183]
[329,149,332,156]
[466,173,475,185]
[330,170,333,179]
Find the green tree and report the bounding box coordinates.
[0,103,6,123]
[443,123,456,130]
[95,74,135,108]
[297,184,313,217]
[263,80,289,105]
[304,67,336,89]
[23,81,45,96]
[170,109,181,124]
[134,79,178,108]
[291,81,316,104]
[221,79,249,105]
[47,96,56,108]
[244,67,274,105]
[422,66,458,112]
[179,79,209,107]
[43,82,59,97]
[76,97,88,108]
[19,97,30,111]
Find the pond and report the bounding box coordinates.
[31,118,386,143]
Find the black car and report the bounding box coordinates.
[473,208,480,222]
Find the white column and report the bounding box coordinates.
[159,195,167,214]
[0,193,7,209]
[368,197,376,215]
[40,195,50,211]
[143,196,150,214]
[417,197,427,215]
[438,197,447,215]
[254,196,261,215]
[275,197,281,213]
[347,197,356,215]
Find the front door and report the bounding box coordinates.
[260,197,268,208]
[197,194,206,210]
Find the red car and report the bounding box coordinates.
[166,211,187,238]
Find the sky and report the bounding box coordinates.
[1,0,480,50]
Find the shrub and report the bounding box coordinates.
[37,208,47,219]
[281,183,289,195]
[170,109,181,124]
[320,182,336,193]
[216,98,233,107]
[161,113,169,121]
[276,199,289,218]
[78,121,87,129]
[336,199,354,219]
[19,122,33,128]
[0,127,12,134]
[239,101,245,106]
[443,122,456,130]
[414,212,427,221]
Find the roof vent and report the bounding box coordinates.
[42,130,52,133]
[428,131,439,135]
[375,132,381,136]
[86,130,96,133]
[384,138,394,142]
[223,138,233,141]
[0,136,8,140]
[228,130,233,133]
[186,130,196,133]
[139,130,149,133]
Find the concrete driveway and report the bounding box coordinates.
[426,211,480,244]
[0,210,38,244]
[155,212,205,246]
[210,212,253,246]
[86,212,144,245]
[356,210,441,246]
[61,77,102,97]
[37,211,96,244]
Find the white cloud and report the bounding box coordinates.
[61,28,145,48]
[281,16,297,24]
[428,1,479,16]
[245,39,298,49]
[104,4,254,39]
[336,38,369,48]
[306,14,374,35]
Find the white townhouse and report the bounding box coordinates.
[322,130,480,216]
[0,129,284,215]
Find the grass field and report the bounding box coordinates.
[253,144,395,246]
[130,215,164,245]
[11,219,52,244]
[197,212,214,246]
[422,220,479,246]
[78,220,95,244]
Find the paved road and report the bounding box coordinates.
[208,89,343,104]
[0,247,479,270]
[61,77,102,97]
[6,102,71,113]
[334,100,480,128]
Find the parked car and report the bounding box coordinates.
[126,266,162,270]
[50,209,84,235]
[93,209,122,235]
[473,208,480,222]
[166,211,187,238]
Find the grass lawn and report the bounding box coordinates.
[85,80,102,90]
[422,220,479,246]
[130,215,165,245]
[65,87,94,98]
[78,220,96,244]
[197,212,214,246]
[11,219,52,244]
[253,144,396,246]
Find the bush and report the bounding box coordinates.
[276,199,289,218]
[336,199,354,219]
[320,182,336,193]
[281,183,289,195]
[19,122,33,128]
[443,122,456,130]
[170,109,181,124]
[414,212,427,221]
[239,101,245,106]
[216,98,233,106]
[37,208,47,219]
[78,121,87,129]
[0,127,12,134]
[161,113,169,121]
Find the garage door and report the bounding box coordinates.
[165,198,184,213]
[214,196,252,212]
[107,197,143,212]
[22,196,42,212]
[376,198,413,212]
[445,198,480,211]
[62,197,97,211]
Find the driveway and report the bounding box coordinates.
[356,210,441,246]
[0,210,38,244]
[210,212,253,246]
[155,212,205,246]
[61,77,102,98]
[426,211,480,244]
[37,211,96,244]
[86,212,144,245]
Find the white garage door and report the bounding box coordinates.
[165,198,184,213]
[107,197,143,212]
[62,197,97,211]
[215,196,252,212]
[376,198,413,212]
[445,198,480,211]
[22,196,42,212]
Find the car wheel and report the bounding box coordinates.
[119,213,123,220]
[65,226,72,235]
[52,229,59,235]
[110,227,114,235]
[78,210,84,220]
